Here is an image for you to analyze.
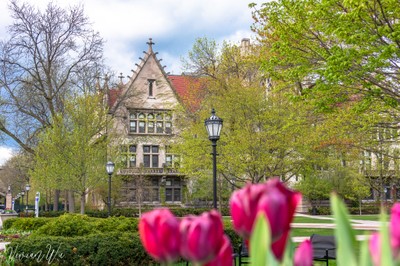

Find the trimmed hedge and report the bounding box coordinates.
[2,217,50,231]
[39,207,231,218]
[308,205,383,215]
[5,232,155,266]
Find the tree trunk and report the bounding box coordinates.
[64,190,68,211]
[44,191,48,212]
[53,189,60,211]
[68,190,75,213]
[80,193,85,214]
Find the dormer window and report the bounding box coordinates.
[148,79,155,97]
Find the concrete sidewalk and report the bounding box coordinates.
[291,213,381,242]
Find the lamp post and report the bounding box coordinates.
[205,108,223,209]
[106,161,115,217]
[21,191,25,211]
[25,183,30,214]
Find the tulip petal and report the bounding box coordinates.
[139,208,180,263]
[204,235,234,266]
[180,210,225,264]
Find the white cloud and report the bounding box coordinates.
[0,146,14,166]
[0,0,265,77]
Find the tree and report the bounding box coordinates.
[0,151,32,197]
[0,1,104,153]
[30,93,109,214]
[175,38,317,190]
[251,0,400,111]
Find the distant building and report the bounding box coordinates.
[106,39,205,206]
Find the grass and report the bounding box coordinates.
[293,215,334,223]
[349,214,380,221]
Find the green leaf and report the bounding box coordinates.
[281,235,294,266]
[359,236,372,266]
[250,212,278,266]
[330,193,357,266]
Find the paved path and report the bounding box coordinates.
[291,213,383,242]
[0,242,9,251]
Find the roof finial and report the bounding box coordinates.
[118,72,124,84]
[147,38,155,52]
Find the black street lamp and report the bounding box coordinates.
[106,161,115,217]
[21,191,25,211]
[25,183,30,213]
[205,108,223,209]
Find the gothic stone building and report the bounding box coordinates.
[107,39,200,206]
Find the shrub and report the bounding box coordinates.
[5,232,157,265]
[2,218,18,230]
[38,211,67,217]
[3,217,50,231]
[94,216,138,233]
[34,214,95,237]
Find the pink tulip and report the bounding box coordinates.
[230,178,301,260]
[294,240,313,266]
[204,235,234,266]
[370,203,400,265]
[230,182,267,239]
[139,208,180,263]
[390,203,400,259]
[180,210,225,264]
[369,232,381,266]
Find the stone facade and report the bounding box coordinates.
[108,39,191,206]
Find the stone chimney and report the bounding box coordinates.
[240,38,251,56]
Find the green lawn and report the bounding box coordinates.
[349,214,380,221]
[293,215,334,223]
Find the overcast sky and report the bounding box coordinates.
[0,0,264,165]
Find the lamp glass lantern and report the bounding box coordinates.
[25,184,31,192]
[205,109,223,141]
[106,161,115,175]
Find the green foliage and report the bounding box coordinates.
[295,176,332,203]
[2,218,18,231]
[309,205,382,215]
[252,0,400,109]
[30,93,109,214]
[178,37,317,185]
[34,214,95,237]
[3,218,50,231]
[5,232,155,266]
[93,216,138,233]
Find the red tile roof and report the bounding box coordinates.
[108,88,121,108]
[168,75,207,112]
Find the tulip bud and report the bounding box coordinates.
[180,210,224,264]
[294,240,313,266]
[139,208,180,263]
[204,235,234,266]
[230,178,301,261]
